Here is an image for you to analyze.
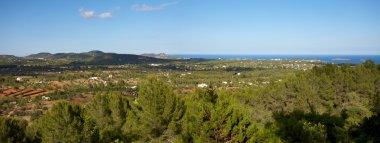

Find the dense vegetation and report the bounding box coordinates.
[1,61,379,142]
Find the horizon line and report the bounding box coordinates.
[1,51,380,57]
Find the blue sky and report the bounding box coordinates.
[0,0,379,56]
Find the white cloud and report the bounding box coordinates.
[98,12,112,18]
[79,9,95,18]
[132,2,177,11]
[79,8,114,19]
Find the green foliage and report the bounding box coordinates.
[273,111,346,142]
[32,101,98,143]
[85,92,135,142]
[357,114,380,142]
[299,121,327,143]
[0,96,17,113]
[29,110,43,120]
[137,78,186,141]
[182,87,280,143]
[0,117,28,143]
[353,96,380,142]
[193,86,218,104]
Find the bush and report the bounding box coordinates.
[0,117,28,143]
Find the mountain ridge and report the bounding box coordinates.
[0,51,170,65]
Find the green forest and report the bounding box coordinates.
[1,61,380,143]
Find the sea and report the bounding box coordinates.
[170,55,380,64]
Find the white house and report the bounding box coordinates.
[89,77,100,80]
[150,63,162,66]
[16,77,22,81]
[42,96,51,101]
[197,83,208,88]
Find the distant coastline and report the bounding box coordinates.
[170,55,380,64]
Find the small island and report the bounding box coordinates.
[332,58,351,61]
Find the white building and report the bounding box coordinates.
[197,83,208,88]
[42,96,51,101]
[16,77,22,81]
[150,63,162,66]
[89,77,100,80]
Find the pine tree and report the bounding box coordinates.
[137,78,186,141]
[85,92,134,142]
[33,101,98,143]
[0,117,28,143]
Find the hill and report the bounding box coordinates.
[1,51,169,65]
[72,53,168,65]
[140,53,173,59]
